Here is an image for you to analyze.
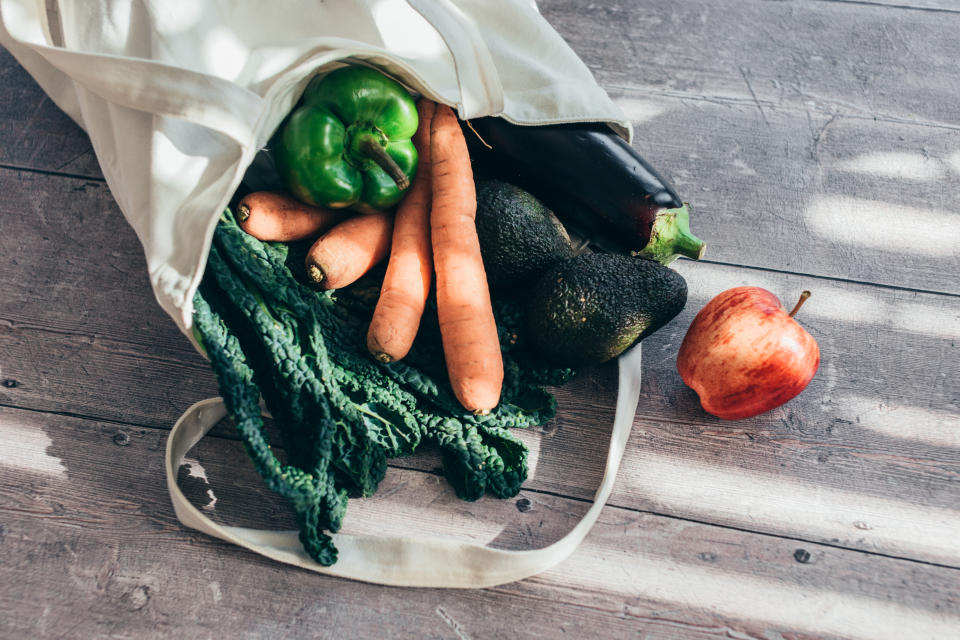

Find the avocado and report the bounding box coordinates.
[526,253,687,367]
[475,179,574,289]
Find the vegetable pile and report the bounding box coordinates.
[193,209,573,565]
[191,65,705,565]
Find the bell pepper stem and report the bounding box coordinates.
[357,135,410,191]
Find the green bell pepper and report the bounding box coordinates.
[278,66,419,214]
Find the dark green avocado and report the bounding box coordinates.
[526,253,687,367]
[475,179,574,289]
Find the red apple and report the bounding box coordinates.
[677,287,819,420]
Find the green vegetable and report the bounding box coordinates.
[192,209,573,565]
[192,289,344,564]
[525,253,688,367]
[474,179,575,290]
[277,66,419,213]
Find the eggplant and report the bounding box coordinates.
[462,118,705,263]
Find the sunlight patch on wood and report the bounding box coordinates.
[0,419,67,477]
[612,97,667,123]
[618,449,960,565]
[947,151,960,177]
[675,260,960,339]
[338,469,513,545]
[833,151,946,182]
[551,542,960,640]
[805,196,960,257]
[841,396,960,448]
[790,286,960,340]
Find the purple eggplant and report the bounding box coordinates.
[463,118,705,264]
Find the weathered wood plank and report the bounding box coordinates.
[546,0,960,293]
[0,0,957,636]
[0,171,177,345]
[541,0,960,128]
[0,48,101,178]
[4,21,960,292]
[1,164,958,566]
[3,74,958,298]
[819,0,960,12]
[2,406,958,639]
[620,99,960,294]
[541,259,960,566]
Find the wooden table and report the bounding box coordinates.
[2,1,958,638]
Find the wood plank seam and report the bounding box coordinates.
[0,162,104,183]
[605,85,960,133]
[4,164,958,303]
[695,259,960,300]
[8,398,955,573]
[814,0,960,15]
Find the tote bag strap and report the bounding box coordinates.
[1,0,263,146]
[165,345,642,588]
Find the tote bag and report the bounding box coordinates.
[0,0,644,587]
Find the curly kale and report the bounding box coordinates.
[191,209,574,565]
[192,289,342,564]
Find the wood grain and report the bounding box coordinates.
[623,101,960,294]
[0,48,101,178]
[2,406,958,640]
[541,0,960,128]
[815,1,960,14]
[545,0,960,292]
[2,2,960,293]
[2,0,960,635]
[1,167,957,565]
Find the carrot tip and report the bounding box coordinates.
[373,351,394,364]
[472,408,492,416]
[306,263,324,284]
[237,203,250,223]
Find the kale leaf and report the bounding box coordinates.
[191,209,574,564]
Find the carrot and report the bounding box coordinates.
[304,212,394,290]
[237,191,344,242]
[429,104,503,414]
[366,100,437,363]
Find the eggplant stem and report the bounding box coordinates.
[635,205,706,265]
[673,229,707,261]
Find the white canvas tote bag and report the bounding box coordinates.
[0,0,643,587]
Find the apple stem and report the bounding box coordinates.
[788,290,812,318]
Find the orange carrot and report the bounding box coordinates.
[305,212,394,290]
[366,100,437,363]
[237,191,344,242]
[429,104,503,414]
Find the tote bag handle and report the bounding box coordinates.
[165,345,642,588]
